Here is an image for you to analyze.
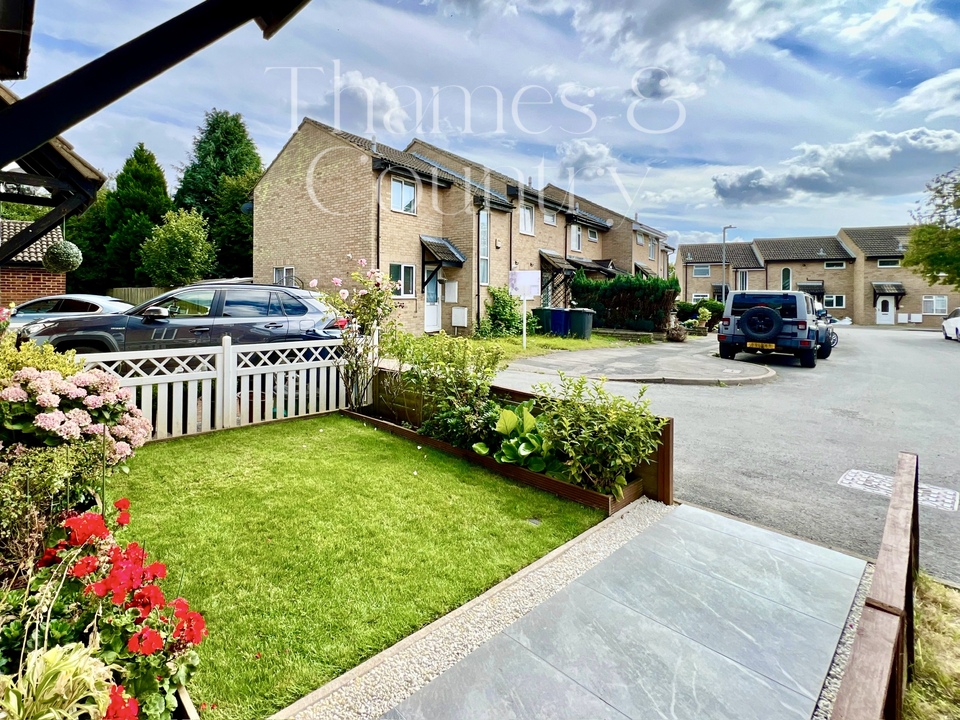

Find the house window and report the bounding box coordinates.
[273,266,295,286]
[824,261,846,269]
[389,263,415,298]
[781,267,792,290]
[878,259,901,268]
[571,224,582,252]
[543,210,557,226]
[649,241,656,261]
[922,295,947,314]
[824,295,845,308]
[737,270,749,291]
[587,228,599,243]
[391,177,417,214]
[692,293,709,302]
[692,265,710,278]
[636,232,644,246]
[479,211,490,286]
[520,204,535,235]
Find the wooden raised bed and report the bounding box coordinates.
[352,378,674,515]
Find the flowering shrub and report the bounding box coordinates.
[0,335,82,380]
[1,500,206,719]
[0,306,11,338]
[312,258,398,409]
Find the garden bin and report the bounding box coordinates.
[532,307,552,334]
[569,308,596,340]
[550,308,571,337]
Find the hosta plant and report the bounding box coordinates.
[473,401,564,475]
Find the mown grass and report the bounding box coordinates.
[115,414,602,720]
[471,333,622,362]
[905,573,960,720]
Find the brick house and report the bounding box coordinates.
[0,220,67,304]
[253,120,668,334]
[677,226,960,327]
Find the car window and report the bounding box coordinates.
[279,294,308,317]
[19,299,60,314]
[222,289,273,318]
[58,299,98,313]
[951,309,960,319]
[152,289,216,318]
[731,294,798,319]
[267,293,284,317]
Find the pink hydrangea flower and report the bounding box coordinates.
[332,277,343,287]
[34,411,66,431]
[70,372,99,388]
[117,387,133,401]
[56,421,82,441]
[12,368,40,382]
[65,408,92,427]
[83,423,106,436]
[36,392,60,408]
[83,395,105,409]
[0,386,28,402]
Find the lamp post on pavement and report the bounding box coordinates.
[721,225,736,305]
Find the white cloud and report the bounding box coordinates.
[713,127,960,205]
[883,68,960,121]
[556,138,617,180]
[331,70,411,135]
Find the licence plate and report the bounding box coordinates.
[747,342,776,349]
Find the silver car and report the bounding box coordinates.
[9,294,133,329]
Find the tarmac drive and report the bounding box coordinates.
[496,326,960,584]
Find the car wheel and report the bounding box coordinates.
[800,348,817,368]
[719,344,736,360]
[817,341,832,359]
[945,330,950,340]
[739,306,783,343]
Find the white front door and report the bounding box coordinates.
[875,296,895,325]
[425,272,441,332]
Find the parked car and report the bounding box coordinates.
[944,308,960,341]
[16,283,338,353]
[8,294,133,329]
[717,290,831,368]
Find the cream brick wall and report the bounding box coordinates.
[857,257,960,327]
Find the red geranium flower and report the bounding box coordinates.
[127,627,164,655]
[69,555,99,578]
[105,685,139,720]
[116,511,131,526]
[63,512,110,546]
[128,584,166,620]
[174,610,208,645]
[113,498,130,511]
[36,540,67,568]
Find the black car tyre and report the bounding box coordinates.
[718,344,737,359]
[800,348,817,368]
[739,306,783,342]
[817,341,832,359]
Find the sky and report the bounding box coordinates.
[9,0,960,248]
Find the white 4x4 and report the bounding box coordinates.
[717,291,831,368]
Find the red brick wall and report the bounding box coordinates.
[0,266,66,305]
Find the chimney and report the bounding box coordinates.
[527,176,532,187]
[371,134,378,155]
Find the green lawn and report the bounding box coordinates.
[114,414,602,720]
[471,333,622,362]
[905,573,960,720]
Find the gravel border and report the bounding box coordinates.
[812,562,875,720]
[272,498,674,720]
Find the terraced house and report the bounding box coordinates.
[677,225,960,327]
[252,120,668,335]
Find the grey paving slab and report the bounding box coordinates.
[385,633,631,720]
[505,583,812,720]
[639,513,861,626]
[578,540,841,699]
[671,504,867,577]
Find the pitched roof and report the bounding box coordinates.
[0,219,63,265]
[676,242,762,268]
[872,281,907,295]
[841,226,913,258]
[753,236,853,261]
[420,235,465,265]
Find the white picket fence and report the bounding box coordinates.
[82,336,346,441]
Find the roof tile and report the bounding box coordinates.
[0,220,64,265]
[676,242,762,268]
[841,226,912,258]
[753,236,853,261]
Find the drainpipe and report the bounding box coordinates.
[508,209,514,271]
[375,173,382,270]
[476,207,482,326]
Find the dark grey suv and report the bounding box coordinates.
[17,283,338,353]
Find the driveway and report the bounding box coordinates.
[497,327,960,583]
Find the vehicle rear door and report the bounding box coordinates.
[124,288,218,351]
[213,288,289,345]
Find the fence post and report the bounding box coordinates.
[219,335,236,429]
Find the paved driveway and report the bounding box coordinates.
[497,327,960,583]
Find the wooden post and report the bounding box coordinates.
[656,418,675,505]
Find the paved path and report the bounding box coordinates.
[508,335,774,385]
[381,504,865,720]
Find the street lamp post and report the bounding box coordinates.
[721,225,736,305]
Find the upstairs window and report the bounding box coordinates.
[877,259,901,268]
[571,224,582,252]
[543,210,557,226]
[391,177,417,214]
[479,211,490,286]
[649,241,656,261]
[636,232,644,246]
[587,228,599,243]
[692,265,710,277]
[824,261,846,269]
[520,204,535,235]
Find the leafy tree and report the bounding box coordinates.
[0,201,46,222]
[104,143,172,286]
[66,189,112,293]
[209,169,259,278]
[140,209,214,287]
[904,168,960,290]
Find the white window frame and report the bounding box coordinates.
[479,211,490,286]
[781,267,792,291]
[692,265,710,278]
[649,241,656,261]
[824,294,845,309]
[877,259,901,268]
[737,270,749,291]
[543,210,557,226]
[692,293,709,302]
[587,228,599,243]
[922,295,947,315]
[635,232,644,246]
[824,261,846,269]
[391,177,417,215]
[520,204,535,236]
[274,266,295,286]
[390,263,416,298]
[571,224,582,252]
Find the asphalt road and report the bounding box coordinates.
[498,327,960,583]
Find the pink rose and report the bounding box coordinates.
[339,289,350,301]
[309,279,319,289]
[332,277,343,287]
[358,258,367,267]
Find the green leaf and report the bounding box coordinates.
[472,442,490,456]
[521,407,537,434]
[496,409,519,437]
[518,441,535,457]
[526,456,546,473]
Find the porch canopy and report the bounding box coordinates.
[872,281,907,309]
[420,235,465,291]
[540,249,574,308]
[798,281,825,299]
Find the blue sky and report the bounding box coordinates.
[9,0,960,248]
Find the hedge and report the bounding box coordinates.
[571,270,680,332]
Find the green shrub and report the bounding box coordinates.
[696,299,724,329]
[675,301,697,321]
[420,397,501,450]
[475,287,539,337]
[473,400,563,474]
[0,336,82,380]
[572,270,680,331]
[533,374,665,499]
